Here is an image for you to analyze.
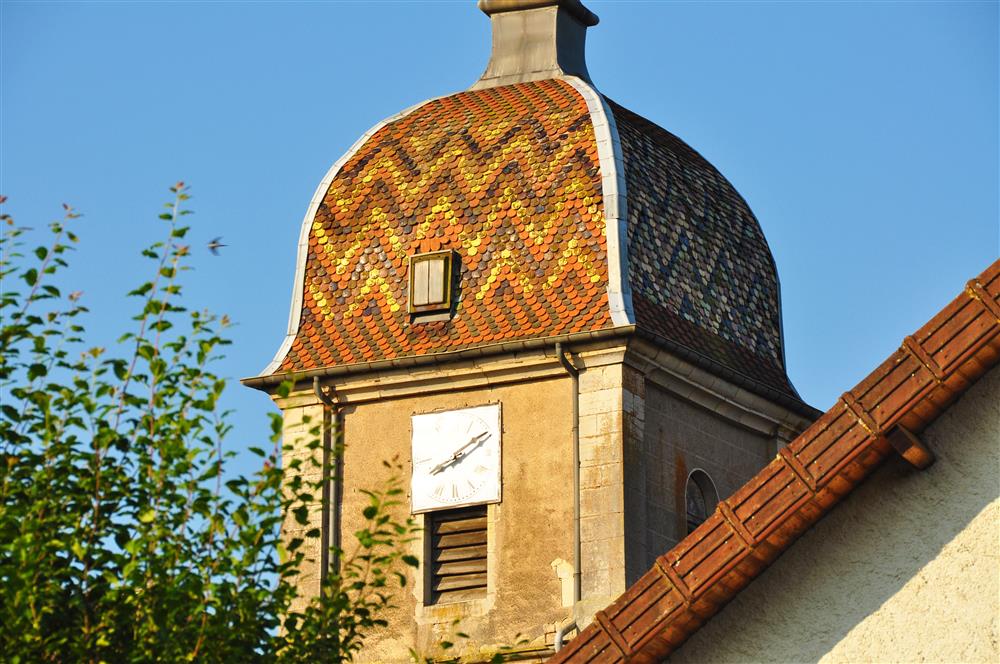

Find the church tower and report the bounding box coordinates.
[245,1,818,659]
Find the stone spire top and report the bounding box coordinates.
[471,0,600,90]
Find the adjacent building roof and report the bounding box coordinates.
[550,258,1000,663]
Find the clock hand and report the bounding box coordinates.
[429,431,489,475]
[429,434,484,475]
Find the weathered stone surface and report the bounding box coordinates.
[282,371,577,662]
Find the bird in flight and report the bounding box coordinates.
[207,237,227,255]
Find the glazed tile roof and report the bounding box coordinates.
[277,79,613,372]
[264,76,809,413]
[549,258,1000,663]
[609,100,795,399]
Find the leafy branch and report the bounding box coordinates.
[0,189,420,663]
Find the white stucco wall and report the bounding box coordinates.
[671,366,1000,664]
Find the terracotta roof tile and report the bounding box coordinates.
[264,79,811,416]
[279,79,613,373]
[550,258,1000,663]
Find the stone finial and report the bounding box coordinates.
[471,0,600,90]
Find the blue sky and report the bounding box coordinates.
[2,0,997,472]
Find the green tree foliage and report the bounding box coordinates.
[0,187,420,662]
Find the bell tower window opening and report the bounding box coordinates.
[408,250,453,314]
[425,505,488,605]
[685,469,719,534]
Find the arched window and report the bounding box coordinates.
[685,469,719,534]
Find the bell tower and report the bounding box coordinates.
[245,1,818,659]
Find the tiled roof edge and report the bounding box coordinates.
[258,94,450,377]
[550,258,1000,663]
[243,325,634,390]
[633,326,820,420]
[560,76,634,327]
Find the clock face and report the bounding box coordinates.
[411,404,501,514]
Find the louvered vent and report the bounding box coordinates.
[428,506,487,604]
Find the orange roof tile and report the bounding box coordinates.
[550,258,1000,663]
[277,79,613,373]
[256,75,813,416]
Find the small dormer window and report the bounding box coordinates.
[409,250,453,314]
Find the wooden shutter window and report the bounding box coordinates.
[409,251,452,313]
[428,506,487,604]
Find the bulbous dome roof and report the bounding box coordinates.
[276,79,613,370]
[256,0,811,414]
[261,74,807,412]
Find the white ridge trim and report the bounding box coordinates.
[560,76,634,327]
[258,96,442,377]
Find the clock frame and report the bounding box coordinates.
[411,403,501,514]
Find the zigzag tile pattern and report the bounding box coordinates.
[608,100,796,398]
[279,79,613,372]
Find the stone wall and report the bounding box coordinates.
[576,357,628,616]
[624,380,773,583]
[274,341,816,659]
[279,359,578,662]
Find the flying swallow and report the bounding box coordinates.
[208,237,226,255]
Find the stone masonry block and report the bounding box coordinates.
[582,536,625,572]
[581,463,622,490]
[283,405,322,430]
[578,388,622,416]
[622,388,645,416]
[579,411,622,438]
[581,484,624,516]
[624,398,645,423]
[581,565,627,599]
[282,418,322,438]
[581,513,625,543]
[578,364,625,392]
[583,565,612,597]
[623,366,645,395]
[579,436,622,466]
[282,439,323,464]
